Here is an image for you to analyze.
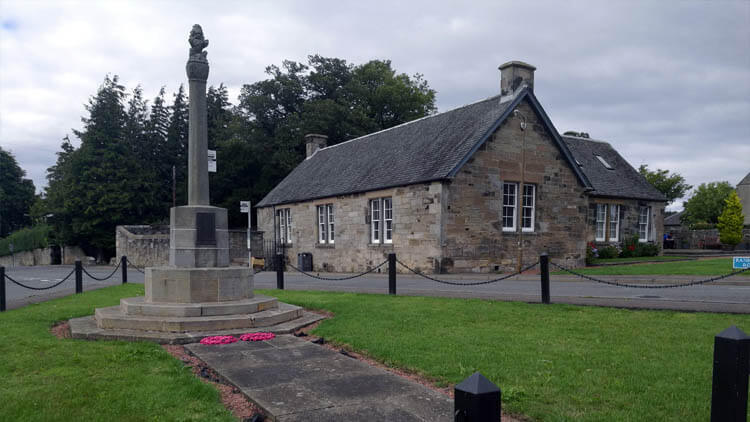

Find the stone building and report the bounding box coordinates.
[257,61,666,273]
[737,172,750,226]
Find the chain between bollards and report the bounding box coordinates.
[540,253,550,304]
[74,260,83,294]
[0,266,6,312]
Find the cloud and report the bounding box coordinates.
[1,0,748,207]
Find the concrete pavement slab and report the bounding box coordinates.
[185,335,453,421]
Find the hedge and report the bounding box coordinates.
[0,225,51,257]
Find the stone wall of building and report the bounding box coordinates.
[442,100,589,272]
[257,182,444,273]
[587,198,665,250]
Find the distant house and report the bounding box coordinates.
[257,61,666,273]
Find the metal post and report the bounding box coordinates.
[454,372,501,421]
[711,325,750,421]
[275,253,284,290]
[540,253,550,304]
[388,253,397,295]
[0,266,6,312]
[121,256,128,284]
[75,260,83,294]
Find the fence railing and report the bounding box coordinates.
[0,256,142,312]
[272,251,749,304]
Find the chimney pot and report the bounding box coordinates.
[499,61,536,96]
[305,133,328,158]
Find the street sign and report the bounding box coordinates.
[208,149,217,172]
[732,257,750,269]
[240,201,250,213]
[241,201,252,253]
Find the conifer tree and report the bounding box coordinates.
[717,191,744,247]
[166,84,189,207]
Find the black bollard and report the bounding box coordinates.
[0,266,6,312]
[75,260,83,294]
[121,256,128,284]
[711,325,750,421]
[539,253,550,304]
[275,254,284,290]
[454,372,501,421]
[388,253,396,295]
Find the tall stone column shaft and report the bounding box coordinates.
[187,76,209,205]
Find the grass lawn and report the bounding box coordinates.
[589,255,690,265]
[259,289,750,422]
[557,257,750,276]
[0,284,233,422]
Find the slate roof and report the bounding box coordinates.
[739,172,750,186]
[258,92,521,206]
[257,86,658,207]
[563,135,666,201]
[664,211,684,226]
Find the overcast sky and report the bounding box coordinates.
[1,1,748,211]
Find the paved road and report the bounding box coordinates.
[3,265,749,313]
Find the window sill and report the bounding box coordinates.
[368,243,394,248]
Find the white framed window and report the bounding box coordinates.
[595,204,607,241]
[327,204,334,243]
[502,182,517,232]
[370,197,393,244]
[276,208,292,244]
[638,206,650,242]
[317,205,327,244]
[317,204,335,244]
[609,204,620,242]
[521,184,535,232]
[384,198,393,244]
[370,198,381,243]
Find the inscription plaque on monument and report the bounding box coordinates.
[196,212,216,246]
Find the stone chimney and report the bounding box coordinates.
[499,61,536,96]
[305,134,328,158]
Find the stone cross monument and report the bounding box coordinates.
[84,25,307,340]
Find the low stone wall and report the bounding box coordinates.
[668,228,750,250]
[116,225,170,268]
[116,225,260,267]
[0,245,89,267]
[0,247,53,267]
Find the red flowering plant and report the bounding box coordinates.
[199,335,238,345]
[240,332,275,342]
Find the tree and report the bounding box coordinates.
[717,191,744,247]
[165,84,189,207]
[0,146,36,237]
[638,165,692,205]
[681,181,734,227]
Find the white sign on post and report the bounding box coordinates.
[240,201,252,258]
[208,149,217,173]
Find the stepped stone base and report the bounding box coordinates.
[70,310,325,344]
[95,301,303,332]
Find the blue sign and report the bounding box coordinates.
[733,257,750,269]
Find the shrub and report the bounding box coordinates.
[598,246,620,259]
[619,235,640,258]
[586,242,598,265]
[638,242,660,257]
[0,224,51,256]
[690,221,715,230]
[717,191,744,247]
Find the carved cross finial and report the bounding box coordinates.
[188,24,209,61]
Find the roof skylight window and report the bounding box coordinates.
[595,155,614,170]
